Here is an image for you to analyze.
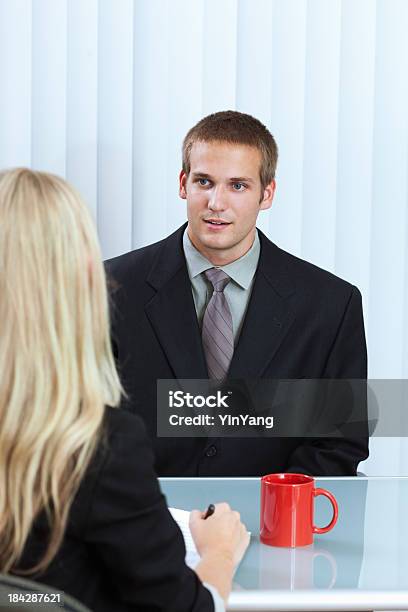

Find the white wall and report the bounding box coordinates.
[1,0,407,473]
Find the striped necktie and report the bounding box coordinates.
[202,268,234,380]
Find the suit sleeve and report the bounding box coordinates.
[286,286,369,476]
[83,412,214,612]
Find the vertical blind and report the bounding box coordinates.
[1,0,408,472]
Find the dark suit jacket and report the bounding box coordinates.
[17,408,213,612]
[106,224,369,477]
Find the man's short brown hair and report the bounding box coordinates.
[182,110,278,190]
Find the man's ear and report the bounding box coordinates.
[260,179,276,210]
[179,170,188,199]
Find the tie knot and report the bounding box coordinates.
[204,268,230,292]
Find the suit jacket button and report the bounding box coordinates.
[205,445,217,458]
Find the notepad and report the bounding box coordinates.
[169,507,201,568]
[169,507,251,571]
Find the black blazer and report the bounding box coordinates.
[17,408,213,612]
[106,224,369,477]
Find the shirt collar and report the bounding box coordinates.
[183,228,260,290]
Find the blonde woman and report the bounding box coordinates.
[0,168,249,612]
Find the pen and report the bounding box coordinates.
[203,503,215,519]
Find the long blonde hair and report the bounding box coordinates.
[0,168,122,574]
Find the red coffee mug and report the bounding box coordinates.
[260,473,338,547]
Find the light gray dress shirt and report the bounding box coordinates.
[182,229,260,345]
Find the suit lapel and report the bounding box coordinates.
[228,231,297,379]
[145,225,208,379]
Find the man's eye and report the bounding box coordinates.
[232,182,245,191]
[198,178,209,186]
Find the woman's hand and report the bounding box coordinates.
[190,502,250,567]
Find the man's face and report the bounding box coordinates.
[179,141,275,265]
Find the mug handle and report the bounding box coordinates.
[312,488,339,534]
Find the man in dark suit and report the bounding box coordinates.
[106,110,368,477]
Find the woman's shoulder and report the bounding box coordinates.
[92,406,156,479]
[102,406,148,441]
[72,407,161,531]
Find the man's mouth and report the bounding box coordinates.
[204,219,231,226]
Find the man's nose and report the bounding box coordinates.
[208,186,226,211]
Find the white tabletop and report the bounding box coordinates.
[160,476,408,611]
